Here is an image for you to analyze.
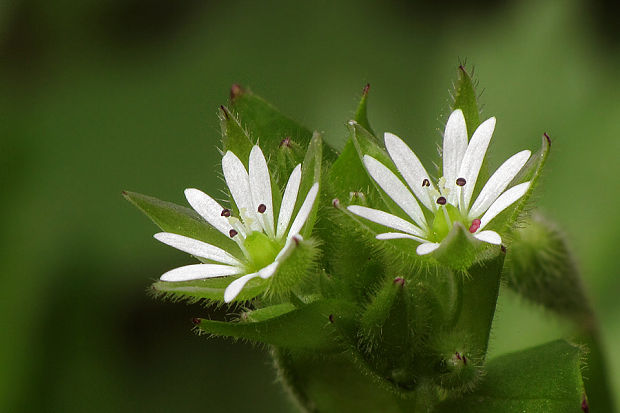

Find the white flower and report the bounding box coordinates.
[348,109,531,256]
[155,145,319,302]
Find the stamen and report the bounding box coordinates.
[229,229,238,238]
[456,177,466,186]
[257,204,267,213]
[221,208,231,217]
[469,219,481,233]
[279,137,291,148]
[393,277,405,286]
[422,178,430,187]
[436,196,447,205]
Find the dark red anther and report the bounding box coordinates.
[436,196,447,205]
[191,318,201,325]
[229,229,238,238]
[328,314,334,323]
[393,277,405,286]
[221,208,231,217]
[469,219,481,233]
[581,395,589,412]
[456,177,466,186]
[279,137,291,148]
[422,178,430,187]
[257,204,267,213]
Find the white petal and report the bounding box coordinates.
[224,272,259,302]
[287,182,319,238]
[457,117,496,209]
[442,110,468,205]
[479,182,531,230]
[347,205,425,237]
[473,230,502,245]
[363,155,428,230]
[154,233,240,266]
[416,242,440,255]
[222,151,259,230]
[276,164,302,239]
[184,188,233,236]
[274,234,301,262]
[258,261,279,279]
[376,232,428,243]
[249,146,275,236]
[384,132,436,211]
[160,263,243,282]
[469,150,531,219]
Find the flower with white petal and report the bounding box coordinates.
[155,145,319,302]
[348,109,531,256]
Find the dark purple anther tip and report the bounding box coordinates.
[456,177,466,186]
[221,208,231,217]
[469,219,481,233]
[257,204,266,213]
[229,229,238,238]
[422,178,430,187]
[436,196,447,205]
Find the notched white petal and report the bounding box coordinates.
[277,164,302,239]
[479,181,531,230]
[249,145,275,236]
[347,205,425,237]
[458,117,496,209]
[376,232,428,243]
[258,261,279,279]
[363,155,427,229]
[469,150,531,218]
[184,188,233,236]
[160,263,243,282]
[287,182,319,239]
[222,151,258,228]
[473,230,502,245]
[416,242,440,255]
[442,110,468,205]
[384,132,436,211]
[154,232,240,266]
[224,272,260,303]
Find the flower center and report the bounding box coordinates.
[242,231,281,271]
[424,177,479,241]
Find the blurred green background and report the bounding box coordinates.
[1,0,618,411]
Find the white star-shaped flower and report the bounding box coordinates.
[155,145,319,302]
[348,109,531,256]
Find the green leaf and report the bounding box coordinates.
[152,275,266,304]
[354,83,374,135]
[452,65,480,135]
[122,190,237,252]
[435,340,587,413]
[195,299,358,351]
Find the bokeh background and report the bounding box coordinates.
[1,0,619,411]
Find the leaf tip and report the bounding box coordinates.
[543,132,551,147]
[192,317,202,325]
[393,276,405,286]
[362,83,370,96]
[581,394,589,413]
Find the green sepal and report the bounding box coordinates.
[266,237,321,300]
[229,84,336,164]
[505,213,593,324]
[431,222,485,271]
[354,84,375,136]
[151,275,265,305]
[435,340,587,413]
[452,65,480,134]
[219,105,253,165]
[195,299,358,352]
[122,190,237,252]
[359,276,416,388]
[240,303,297,323]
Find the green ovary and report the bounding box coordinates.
[430,204,469,241]
[243,231,282,271]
